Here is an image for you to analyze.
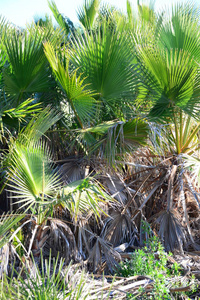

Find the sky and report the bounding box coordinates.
[0,0,197,28]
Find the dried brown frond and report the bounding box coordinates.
[155,209,186,252]
[45,218,77,263]
[88,235,121,273]
[186,191,199,218]
[58,159,85,183]
[77,221,94,260]
[104,210,138,247]
[103,176,128,204]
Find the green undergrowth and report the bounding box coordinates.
[116,235,197,299]
[0,251,115,300]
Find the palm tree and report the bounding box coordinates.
[3,104,115,264]
[129,3,200,250]
[44,13,149,165]
[134,3,200,157]
[2,0,200,276]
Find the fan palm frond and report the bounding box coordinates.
[0,213,24,248]
[77,0,100,30]
[18,106,62,144]
[3,107,62,210]
[137,46,199,120]
[47,218,77,262]
[127,0,136,28]
[159,3,200,63]
[105,210,138,247]
[71,20,138,118]
[156,210,186,252]
[44,42,97,128]
[7,141,60,210]
[135,2,200,122]
[73,119,148,164]
[48,0,70,35]
[137,0,156,25]
[3,28,50,103]
[61,177,111,223]
[0,98,41,142]
[88,234,121,273]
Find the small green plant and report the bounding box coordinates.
[116,229,198,300]
[0,251,112,300]
[117,235,170,299]
[0,254,68,300]
[11,227,25,257]
[0,251,100,300]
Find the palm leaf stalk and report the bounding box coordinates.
[70,119,148,165]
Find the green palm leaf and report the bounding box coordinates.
[0,98,41,141]
[3,28,50,103]
[133,3,200,121]
[127,0,135,27]
[137,46,199,120]
[7,141,60,210]
[61,177,111,222]
[72,119,148,164]
[0,213,24,248]
[44,42,97,128]
[5,108,62,209]
[18,106,62,144]
[137,0,156,25]
[71,20,138,118]
[48,0,70,35]
[77,0,100,30]
[158,3,200,63]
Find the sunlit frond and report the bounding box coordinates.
[77,0,100,30]
[71,20,138,117]
[61,177,111,222]
[48,0,70,35]
[44,42,97,128]
[7,141,61,210]
[3,28,50,102]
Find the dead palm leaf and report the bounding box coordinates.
[58,158,85,184]
[155,209,186,252]
[46,218,77,263]
[104,175,128,204]
[88,234,121,273]
[104,210,138,247]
